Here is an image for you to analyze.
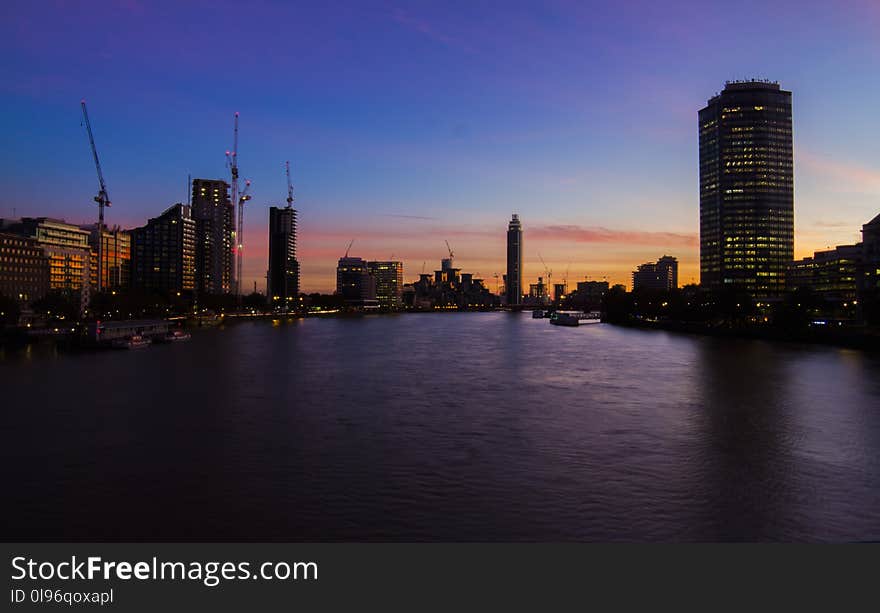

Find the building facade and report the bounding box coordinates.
[336,256,376,306]
[82,224,131,290]
[699,80,794,298]
[632,256,678,291]
[787,244,861,304]
[861,213,880,309]
[191,179,234,295]
[2,218,93,293]
[267,205,299,310]
[367,261,403,309]
[131,204,196,294]
[506,214,523,305]
[0,233,49,303]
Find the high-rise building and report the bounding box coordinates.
[81,224,131,290]
[267,206,299,310]
[699,80,794,298]
[506,214,523,305]
[131,204,196,294]
[0,233,49,303]
[632,256,678,291]
[367,261,403,309]
[191,179,234,295]
[1,218,93,293]
[336,256,376,306]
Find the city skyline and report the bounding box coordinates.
[2,1,879,293]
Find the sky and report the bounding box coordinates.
[2,0,879,293]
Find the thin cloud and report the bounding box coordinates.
[798,149,880,193]
[530,224,698,247]
[377,214,438,220]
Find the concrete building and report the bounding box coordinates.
[336,256,377,306]
[632,256,678,291]
[1,218,93,293]
[367,261,403,309]
[267,205,299,310]
[131,204,196,294]
[506,214,523,305]
[191,179,234,295]
[699,80,794,298]
[0,232,49,303]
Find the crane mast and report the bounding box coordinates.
[226,112,247,301]
[285,160,294,208]
[81,100,110,293]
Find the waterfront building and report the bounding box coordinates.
[367,261,403,309]
[699,80,794,298]
[81,224,131,290]
[1,218,93,293]
[553,283,567,302]
[632,256,678,291]
[267,205,299,310]
[528,276,548,302]
[191,179,234,295]
[858,215,880,320]
[130,204,196,294]
[506,214,523,305]
[336,256,377,306]
[787,244,861,304]
[0,232,49,303]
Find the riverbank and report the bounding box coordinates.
[611,318,880,351]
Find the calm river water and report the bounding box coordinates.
[2,313,879,541]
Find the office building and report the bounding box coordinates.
[131,204,196,294]
[336,256,376,306]
[267,205,299,309]
[699,80,794,298]
[506,214,523,305]
[787,245,861,304]
[1,217,93,293]
[191,179,234,295]
[81,224,131,290]
[367,261,403,309]
[0,233,49,303]
[632,256,678,291]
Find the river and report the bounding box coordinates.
[2,312,879,541]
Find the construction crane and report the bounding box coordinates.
[285,160,294,208]
[344,239,355,258]
[493,272,500,295]
[226,112,249,300]
[80,100,110,293]
[538,253,552,287]
[445,240,454,264]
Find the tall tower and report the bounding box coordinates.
[699,80,793,298]
[506,214,523,305]
[191,179,234,295]
[267,206,299,310]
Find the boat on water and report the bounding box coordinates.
[532,310,546,319]
[156,329,191,343]
[549,312,579,327]
[111,334,152,349]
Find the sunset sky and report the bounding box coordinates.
[2,0,879,292]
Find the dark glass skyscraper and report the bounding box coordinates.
[506,214,522,305]
[130,203,196,294]
[699,80,793,298]
[267,205,299,310]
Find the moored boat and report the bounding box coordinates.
[549,312,579,327]
[111,334,152,349]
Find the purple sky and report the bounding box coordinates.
[2,0,879,291]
